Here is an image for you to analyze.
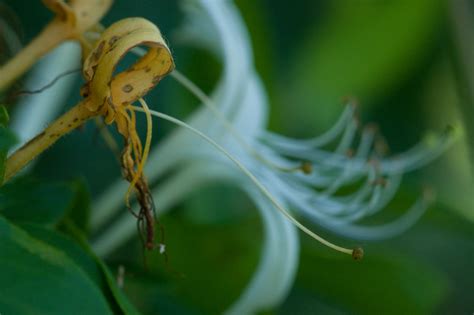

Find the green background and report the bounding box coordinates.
[1,0,473,314]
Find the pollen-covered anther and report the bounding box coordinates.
[300,161,313,174]
[352,247,364,261]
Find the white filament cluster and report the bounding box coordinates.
[90,1,455,314]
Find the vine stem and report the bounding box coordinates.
[4,99,97,182]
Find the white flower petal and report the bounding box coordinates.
[225,188,299,315]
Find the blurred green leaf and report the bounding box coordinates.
[0,216,113,315]
[25,221,142,315]
[22,224,103,287]
[64,178,92,233]
[387,202,474,314]
[111,208,262,315]
[282,196,474,315]
[0,177,74,226]
[62,220,143,315]
[295,245,447,315]
[280,0,444,133]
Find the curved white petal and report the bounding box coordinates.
[225,187,299,315]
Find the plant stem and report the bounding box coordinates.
[0,22,71,91]
[4,98,96,182]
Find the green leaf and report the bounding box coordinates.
[61,220,142,315]
[0,177,74,226]
[0,216,113,315]
[0,126,16,151]
[23,223,142,315]
[21,224,103,287]
[63,178,92,233]
[97,259,143,315]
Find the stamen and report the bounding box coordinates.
[131,105,360,258]
[129,50,308,175]
[300,161,313,174]
[335,118,358,154]
[380,126,459,173]
[261,103,356,150]
[352,247,364,260]
[169,69,307,175]
[124,98,153,208]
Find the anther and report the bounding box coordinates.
[300,161,313,174]
[352,247,364,261]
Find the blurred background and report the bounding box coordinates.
[2,0,474,314]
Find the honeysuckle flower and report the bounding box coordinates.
[0,0,112,90]
[91,0,456,314]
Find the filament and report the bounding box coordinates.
[170,70,309,174]
[131,105,359,258]
[124,99,153,207]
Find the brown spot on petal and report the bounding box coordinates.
[92,40,105,62]
[122,84,134,93]
[108,35,120,46]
